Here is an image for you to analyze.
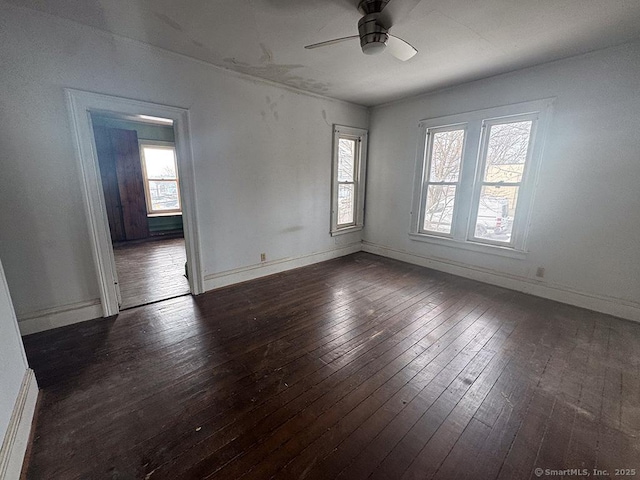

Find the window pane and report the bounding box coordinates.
[429,129,464,182]
[338,139,356,182]
[143,147,177,179]
[149,180,180,211]
[483,121,532,183]
[337,183,354,225]
[474,186,519,242]
[423,185,456,234]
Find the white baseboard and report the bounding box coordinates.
[0,369,38,480]
[17,299,102,336]
[15,244,362,334]
[362,242,640,323]
[204,243,363,291]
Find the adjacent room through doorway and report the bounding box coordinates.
[91,112,190,309]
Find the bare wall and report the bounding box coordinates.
[364,40,640,320]
[0,3,368,332]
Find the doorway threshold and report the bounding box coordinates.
[119,292,191,311]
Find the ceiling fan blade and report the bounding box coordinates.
[387,35,417,61]
[304,35,360,49]
[378,0,422,29]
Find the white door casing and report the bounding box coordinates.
[66,89,204,316]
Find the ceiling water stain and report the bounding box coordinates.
[223,54,331,97]
[153,12,184,32]
[153,11,212,54]
[259,43,274,64]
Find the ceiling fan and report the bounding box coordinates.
[304,0,420,61]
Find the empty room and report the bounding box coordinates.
[1,1,639,479]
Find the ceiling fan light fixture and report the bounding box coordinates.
[361,37,388,55]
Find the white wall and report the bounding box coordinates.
[0,3,368,332]
[0,257,29,450]
[364,40,640,321]
[2,2,638,332]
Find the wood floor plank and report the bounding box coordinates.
[114,236,190,309]
[253,300,508,480]
[165,290,487,479]
[306,300,518,480]
[21,252,640,480]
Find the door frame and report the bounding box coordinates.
[66,89,204,317]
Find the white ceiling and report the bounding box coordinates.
[8,0,640,105]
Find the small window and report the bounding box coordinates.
[410,99,553,254]
[331,125,368,235]
[139,142,182,214]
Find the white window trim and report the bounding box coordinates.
[417,123,468,239]
[410,98,554,257]
[331,125,368,236]
[139,140,182,215]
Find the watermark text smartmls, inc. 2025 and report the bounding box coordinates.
[533,467,637,477]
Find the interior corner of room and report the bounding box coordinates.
[1,0,640,478]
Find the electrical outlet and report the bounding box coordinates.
[536,267,545,278]
[260,253,266,262]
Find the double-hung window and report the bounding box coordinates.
[411,99,552,254]
[139,142,182,215]
[331,125,368,235]
[471,116,535,244]
[419,126,466,235]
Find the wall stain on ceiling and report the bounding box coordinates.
[153,12,184,32]
[153,11,208,52]
[265,95,283,121]
[280,225,305,233]
[322,109,330,126]
[259,43,274,64]
[223,56,331,96]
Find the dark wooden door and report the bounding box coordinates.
[93,126,150,241]
[110,129,149,240]
[94,126,126,242]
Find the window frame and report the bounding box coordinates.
[138,140,182,216]
[331,125,368,236]
[417,123,468,238]
[410,98,554,256]
[467,113,539,248]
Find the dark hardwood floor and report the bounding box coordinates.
[22,253,640,479]
[113,236,190,309]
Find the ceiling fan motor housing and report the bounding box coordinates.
[357,0,391,15]
[357,13,389,55]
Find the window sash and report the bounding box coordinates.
[336,180,357,227]
[418,125,467,237]
[336,134,359,228]
[332,128,365,233]
[468,115,538,247]
[140,142,182,215]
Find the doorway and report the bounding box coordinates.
[91,113,190,309]
[66,89,203,318]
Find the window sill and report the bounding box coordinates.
[331,225,363,237]
[408,232,527,259]
[147,212,183,218]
